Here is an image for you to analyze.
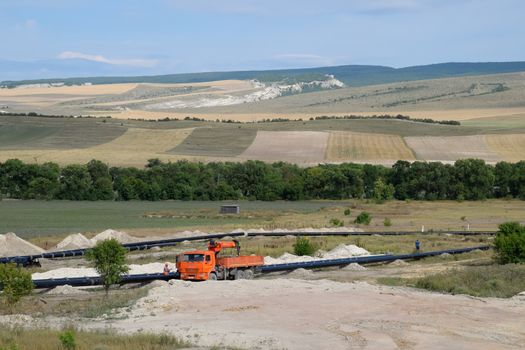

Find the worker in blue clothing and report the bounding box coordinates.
[415,239,421,251]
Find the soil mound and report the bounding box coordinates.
[0,232,45,257]
[342,263,366,271]
[390,259,409,266]
[90,229,138,244]
[321,244,370,259]
[47,284,88,295]
[52,233,93,251]
[288,268,314,278]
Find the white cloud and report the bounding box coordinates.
[24,19,37,30]
[57,51,158,67]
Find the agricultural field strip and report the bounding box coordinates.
[326,131,415,161]
[404,135,502,162]
[0,127,194,166]
[484,134,525,162]
[240,130,329,163]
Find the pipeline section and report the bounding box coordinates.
[0,230,495,267]
[30,245,490,289]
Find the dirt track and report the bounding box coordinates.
[87,279,525,350]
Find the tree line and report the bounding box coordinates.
[0,158,523,201]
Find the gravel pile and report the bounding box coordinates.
[0,232,45,257]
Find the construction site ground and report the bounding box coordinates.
[2,253,524,350]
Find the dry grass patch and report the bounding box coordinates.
[485,134,525,162]
[326,131,415,161]
[405,135,502,162]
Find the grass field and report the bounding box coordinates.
[325,131,415,161]
[1,200,523,242]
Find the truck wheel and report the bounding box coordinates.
[244,269,254,280]
[235,270,245,280]
[208,272,218,281]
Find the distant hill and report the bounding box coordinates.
[2,61,525,88]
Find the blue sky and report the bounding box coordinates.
[0,0,524,79]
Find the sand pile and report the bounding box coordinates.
[389,259,409,266]
[46,284,88,295]
[51,233,93,251]
[320,244,370,259]
[0,232,45,257]
[342,263,366,271]
[32,262,175,280]
[264,244,371,265]
[91,229,138,244]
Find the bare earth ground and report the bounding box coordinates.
[76,279,525,350]
[240,131,329,163]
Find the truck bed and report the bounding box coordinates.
[217,255,264,268]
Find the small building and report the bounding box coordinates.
[220,205,240,214]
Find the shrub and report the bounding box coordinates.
[86,239,129,295]
[0,263,33,307]
[494,222,525,264]
[354,212,372,225]
[329,218,344,227]
[293,237,316,256]
[343,208,351,216]
[59,330,76,350]
[383,218,392,227]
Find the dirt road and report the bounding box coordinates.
[89,279,525,349]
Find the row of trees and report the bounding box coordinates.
[0,158,523,201]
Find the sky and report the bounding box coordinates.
[0,0,524,79]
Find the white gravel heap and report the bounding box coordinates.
[32,262,175,280]
[0,232,45,257]
[264,244,371,265]
[90,229,138,244]
[51,233,94,251]
[46,284,88,295]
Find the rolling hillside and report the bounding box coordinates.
[3,61,525,88]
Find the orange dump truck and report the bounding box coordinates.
[176,240,264,281]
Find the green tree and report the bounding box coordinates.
[85,239,129,295]
[373,178,394,203]
[494,222,525,264]
[0,263,33,308]
[59,164,93,200]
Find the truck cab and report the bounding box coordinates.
[176,250,216,281]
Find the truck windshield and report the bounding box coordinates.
[180,254,205,262]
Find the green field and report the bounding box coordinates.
[1,200,523,241]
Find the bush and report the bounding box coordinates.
[86,239,129,295]
[329,218,344,227]
[59,330,76,350]
[383,218,392,227]
[494,222,525,264]
[0,264,33,307]
[343,208,351,216]
[354,212,372,225]
[293,237,316,256]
